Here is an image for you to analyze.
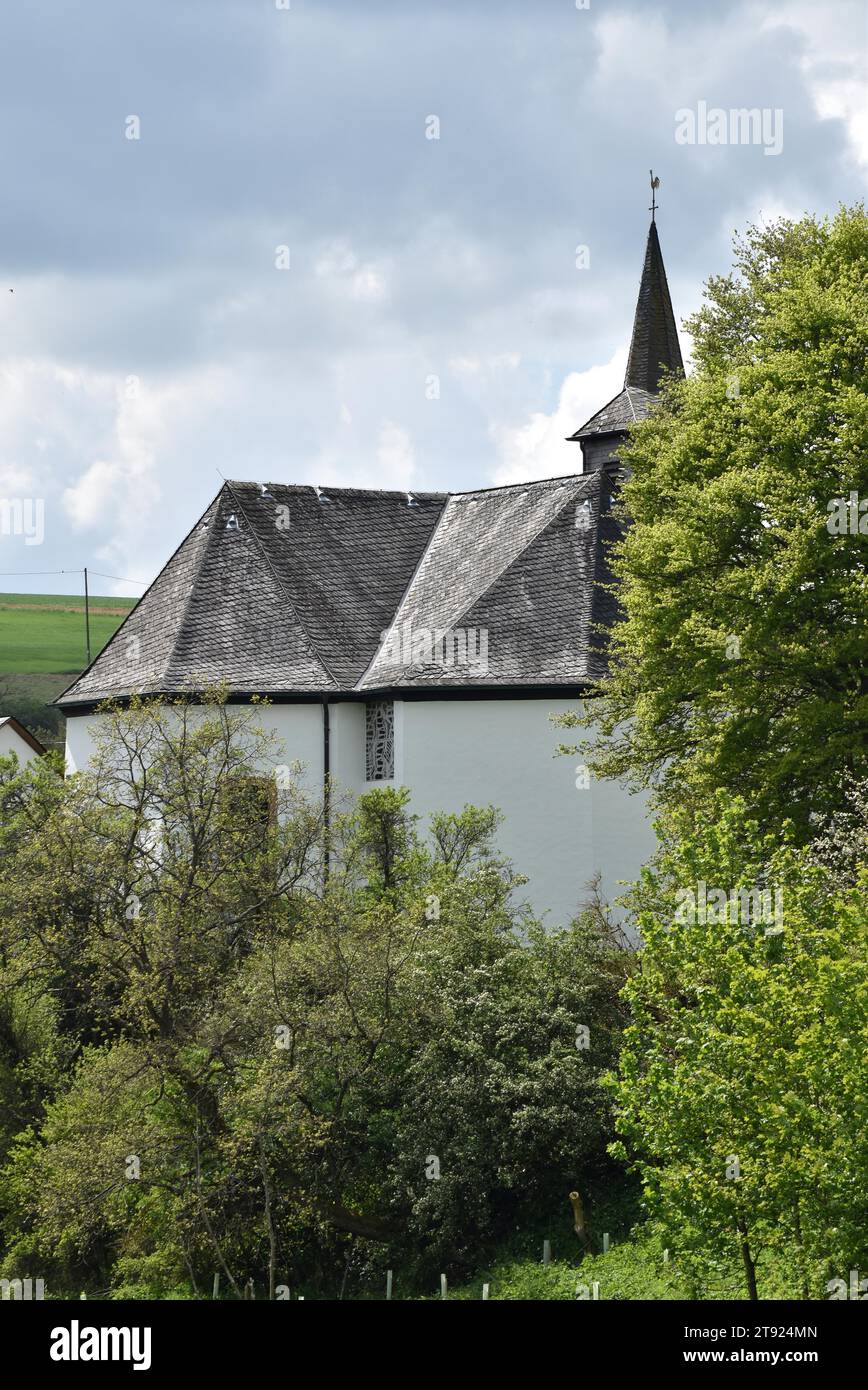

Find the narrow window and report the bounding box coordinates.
[365,700,394,781]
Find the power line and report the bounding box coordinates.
[90,571,147,587]
[0,568,146,586]
[0,566,146,671]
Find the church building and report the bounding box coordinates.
[58,216,684,926]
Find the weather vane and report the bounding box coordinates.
[649,170,660,221]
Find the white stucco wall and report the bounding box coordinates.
[63,696,655,929]
[396,699,654,928]
[63,704,325,785]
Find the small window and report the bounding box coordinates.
[221,775,277,832]
[365,700,394,781]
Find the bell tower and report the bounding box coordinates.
[568,173,683,475]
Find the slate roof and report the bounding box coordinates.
[361,473,618,688]
[57,219,680,709]
[57,484,446,705]
[625,220,683,394]
[569,219,683,440]
[568,385,655,439]
[56,474,621,706]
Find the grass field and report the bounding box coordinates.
[0,592,135,675]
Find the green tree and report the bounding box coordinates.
[559,205,868,837]
[612,794,868,1299]
[0,700,631,1297]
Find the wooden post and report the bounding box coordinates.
[482,1283,489,1301]
[386,1270,393,1301]
[569,1190,590,1252]
[440,1274,447,1300]
[603,1232,610,1253]
[83,567,91,666]
[212,1272,220,1300]
[543,1239,551,1265]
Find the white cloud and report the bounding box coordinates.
[491,348,627,487]
[373,420,416,489]
[448,353,521,378]
[314,240,389,303]
[758,0,868,167]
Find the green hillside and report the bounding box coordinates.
[0,592,135,675]
[0,593,137,751]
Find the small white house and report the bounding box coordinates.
[0,716,47,766]
[57,217,683,927]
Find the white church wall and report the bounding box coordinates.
[399,698,655,929]
[64,695,656,929]
[329,700,366,796]
[64,703,325,795]
[261,705,324,793]
[64,712,103,774]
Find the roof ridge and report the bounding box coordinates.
[221,480,340,690]
[362,477,589,687]
[450,472,582,498]
[54,490,221,706]
[228,480,448,500]
[353,491,450,688]
[224,475,583,500]
[162,485,235,690]
[444,476,592,634]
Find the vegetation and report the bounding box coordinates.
[558,204,868,837]
[1,212,864,1301]
[0,697,630,1299]
[0,592,133,674]
[553,206,868,1302]
[613,792,868,1300]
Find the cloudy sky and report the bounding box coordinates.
[0,0,865,598]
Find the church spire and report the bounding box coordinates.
[623,208,683,394]
[566,177,684,460]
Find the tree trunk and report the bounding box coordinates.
[736,1213,759,1301]
[258,1135,277,1301]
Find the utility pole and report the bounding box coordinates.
[83,566,91,665]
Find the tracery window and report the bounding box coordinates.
[365,700,394,781]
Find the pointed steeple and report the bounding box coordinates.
[623,219,683,394]
[567,186,683,462]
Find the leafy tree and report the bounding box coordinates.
[612,793,868,1299]
[0,697,631,1297]
[559,205,868,838]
